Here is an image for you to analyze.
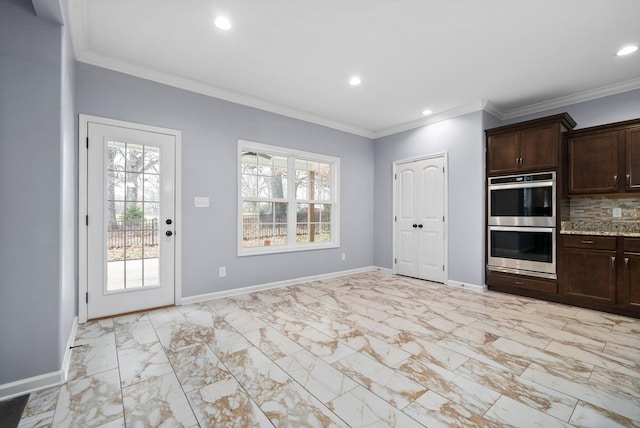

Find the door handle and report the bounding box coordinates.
[166,231,173,237]
[418,224,423,228]
[412,224,418,228]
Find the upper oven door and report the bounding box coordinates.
[489,177,556,227]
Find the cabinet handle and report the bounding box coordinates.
[514,281,524,285]
[515,158,519,166]
[611,256,616,270]
[628,174,631,186]
[519,157,523,166]
[625,257,630,269]
[613,175,618,186]
[581,240,594,245]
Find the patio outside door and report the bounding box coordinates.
[86,121,176,319]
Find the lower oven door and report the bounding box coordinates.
[488,226,556,278]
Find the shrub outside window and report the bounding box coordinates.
[238,141,339,255]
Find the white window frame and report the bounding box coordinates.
[238,140,340,256]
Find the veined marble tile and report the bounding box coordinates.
[562,321,640,350]
[52,368,123,427]
[146,306,187,328]
[204,297,241,316]
[344,313,402,340]
[285,325,356,364]
[17,412,54,428]
[259,382,348,428]
[455,357,577,421]
[491,337,594,379]
[450,324,499,345]
[223,308,269,334]
[396,356,500,415]
[115,319,159,350]
[276,349,358,403]
[521,363,640,422]
[20,386,59,420]
[219,346,292,405]
[68,336,118,381]
[73,319,114,346]
[437,335,531,375]
[545,340,639,379]
[604,340,640,362]
[510,320,604,351]
[610,319,640,336]
[118,341,173,388]
[403,390,498,428]
[338,329,411,368]
[388,331,469,371]
[155,321,216,352]
[122,372,197,427]
[569,400,640,428]
[187,377,272,427]
[484,395,572,428]
[165,343,230,393]
[327,386,423,428]
[492,307,567,330]
[383,316,446,342]
[284,303,355,339]
[588,366,640,405]
[332,352,426,409]
[243,326,303,360]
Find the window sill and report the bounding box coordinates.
[238,242,339,257]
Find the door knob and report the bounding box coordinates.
[166,231,173,237]
[412,224,418,228]
[418,224,423,228]
[166,219,172,225]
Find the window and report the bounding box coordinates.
[238,141,339,255]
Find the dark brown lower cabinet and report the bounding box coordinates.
[562,236,617,304]
[559,235,640,317]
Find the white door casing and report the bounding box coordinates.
[394,154,447,283]
[79,115,182,322]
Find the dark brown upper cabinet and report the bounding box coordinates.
[566,119,640,195]
[486,113,576,176]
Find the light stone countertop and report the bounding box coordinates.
[560,221,640,237]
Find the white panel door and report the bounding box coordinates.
[395,165,418,277]
[87,122,176,319]
[394,156,445,283]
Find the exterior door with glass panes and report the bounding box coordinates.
[87,122,176,319]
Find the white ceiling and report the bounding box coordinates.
[67,0,640,138]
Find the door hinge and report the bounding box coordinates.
[86,215,89,226]
[442,265,445,271]
[394,173,397,179]
[443,215,445,222]
[442,167,445,173]
[394,258,397,264]
[85,292,88,303]
[394,216,397,222]
[86,137,89,149]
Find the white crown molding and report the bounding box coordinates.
[500,77,640,120]
[75,51,375,139]
[372,101,491,139]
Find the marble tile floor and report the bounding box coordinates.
[17,271,640,427]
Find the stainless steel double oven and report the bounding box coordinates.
[487,171,556,279]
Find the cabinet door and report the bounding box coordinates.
[487,133,519,175]
[567,131,618,194]
[626,127,640,191]
[563,248,616,303]
[519,124,558,171]
[623,254,640,308]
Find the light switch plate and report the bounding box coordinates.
[194,197,210,208]
[613,207,622,218]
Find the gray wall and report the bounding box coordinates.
[75,63,374,298]
[373,111,487,287]
[501,88,640,129]
[0,0,65,384]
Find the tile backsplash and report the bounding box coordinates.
[569,196,640,222]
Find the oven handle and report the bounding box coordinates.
[489,181,555,191]
[488,226,555,233]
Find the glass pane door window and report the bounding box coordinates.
[106,141,161,291]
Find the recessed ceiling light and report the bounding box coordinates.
[422,109,433,116]
[349,76,361,86]
[616,45,638,56]
[214,16,232,30]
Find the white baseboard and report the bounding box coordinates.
[0,317,78,402]
[446,279,487,292]
[181,266,382,305]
